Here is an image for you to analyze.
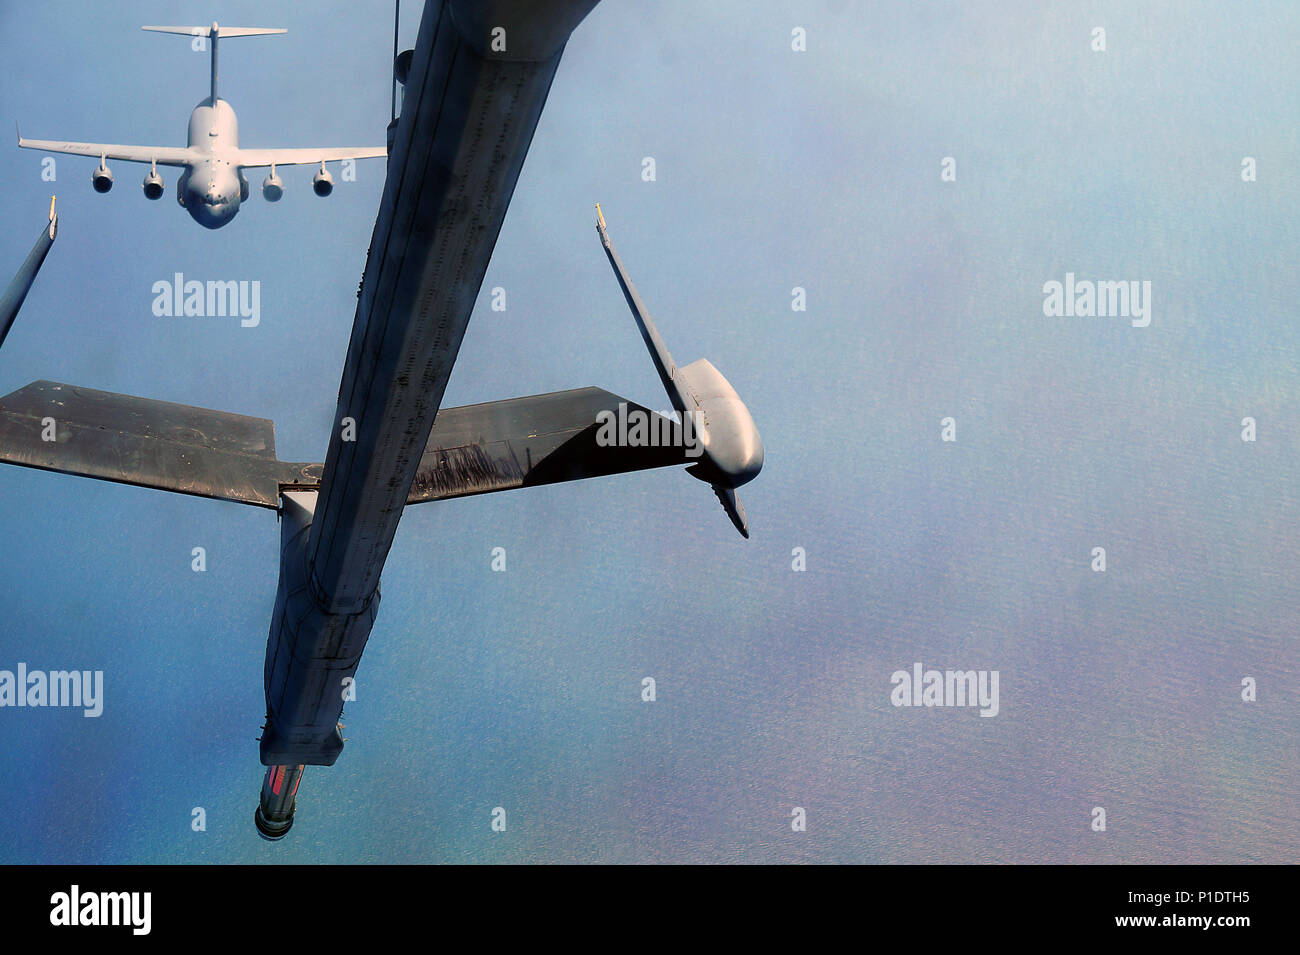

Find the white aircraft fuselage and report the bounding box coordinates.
[181,99,246,229]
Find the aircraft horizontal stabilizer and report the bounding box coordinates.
[142,25,286,38]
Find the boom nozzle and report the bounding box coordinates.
[255,764,304,840]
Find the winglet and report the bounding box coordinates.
[593,202,680,405]
[48,196,56,221]
[1,200,60,350]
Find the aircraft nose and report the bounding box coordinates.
[187,200,236,229]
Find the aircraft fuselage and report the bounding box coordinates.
[178,99,246,229]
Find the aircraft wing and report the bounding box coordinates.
[0,380,315,508]
[407,387,692,503]
[0,382,688,508]
[1,199,58,352]
[235,147,387,168]
[16,133,195,167]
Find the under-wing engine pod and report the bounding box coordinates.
[312,162,333,197]
[262,165,284,201]
[142,167,164,199]
[92,161,114,193]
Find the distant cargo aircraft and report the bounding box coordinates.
[17,23,386,229]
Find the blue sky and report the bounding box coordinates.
[0,1,1296,863]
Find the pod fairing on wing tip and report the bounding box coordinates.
[593,203,763,537]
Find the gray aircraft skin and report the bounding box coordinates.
[17,23,387,229]
[0,197,57,351]
[0,0,762,841]
[595,203,763,536]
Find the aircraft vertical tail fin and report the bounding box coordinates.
[142,24,286,103]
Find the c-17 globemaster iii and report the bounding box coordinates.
[17,22,386,229]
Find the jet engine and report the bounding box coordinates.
[312,163,334,197]
[262,168,284,202]
[142,169,164,200]
[91,163,114,193]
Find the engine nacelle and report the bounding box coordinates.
[142,169,164,200]
[92,164,114,194]
[395,49,414,86]
[312,166,334,197]
[262,171,284,202]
